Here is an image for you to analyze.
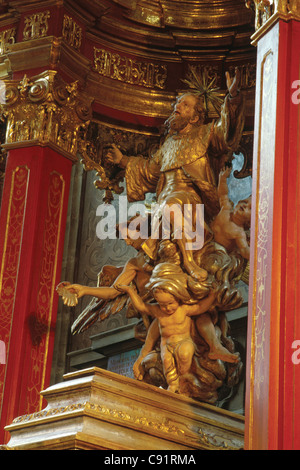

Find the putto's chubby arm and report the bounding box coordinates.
[185,291,217,316]
[116,284,156,317]
[64,283,119,300]
[217,167,233,209]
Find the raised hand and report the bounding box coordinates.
[105,143,123,165]
[114,284,132,293]
[219,166,232,179]
[225,67,240,98]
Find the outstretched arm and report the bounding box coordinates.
[106,144,160,202]
[106,144,127,168]
[65,283,120,300]
[65,255,142,301]
[186,291,217,316]
[225,67,240,98]
[217,167,233,209]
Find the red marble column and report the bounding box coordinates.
[245,17,300,450]
[0,145,72,443]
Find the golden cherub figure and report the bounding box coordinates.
[117,282,239,393]
[211,166,251,259]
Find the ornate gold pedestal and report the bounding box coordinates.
[3,367,244,450]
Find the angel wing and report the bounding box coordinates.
[71,293,129,335]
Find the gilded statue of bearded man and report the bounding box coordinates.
[107,69,245,281]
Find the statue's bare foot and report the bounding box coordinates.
[167,381,180,393]
[208,346,240,364]
[184,261,208,281]
[133,360,144,380]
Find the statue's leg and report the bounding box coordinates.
[175,238,208,281]
[164,204,208,281]
[161,345,180,393]
[195,314,239,363]
[175,339,195,376]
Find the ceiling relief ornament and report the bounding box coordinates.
[0,71,93,160]
[62,14,82,51]
[0,28,16,55]
[23,10,51,41]
[93,47,168,90]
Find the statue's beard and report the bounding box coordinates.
[164,112,190,134]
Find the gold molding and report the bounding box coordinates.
[86,28,182,63]
[1,36,59,75]
[8,400,242,450]
[8,0,63,13]
[87,72,175,119]
[117,0,253,30]
[2,141,78,162]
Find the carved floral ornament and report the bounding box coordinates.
[0,72,93,159]
[23,10,51,41]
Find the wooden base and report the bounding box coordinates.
[3,367,244,450]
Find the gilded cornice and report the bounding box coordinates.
[86,73,174,119]
[85,28,181,62]
[112,0,253,29]
[1,36,59,74]
[8,0,64,12]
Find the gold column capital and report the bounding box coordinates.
[246,0,300,43]
[0,70,93,161]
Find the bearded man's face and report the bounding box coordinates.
[165,94,199,133]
